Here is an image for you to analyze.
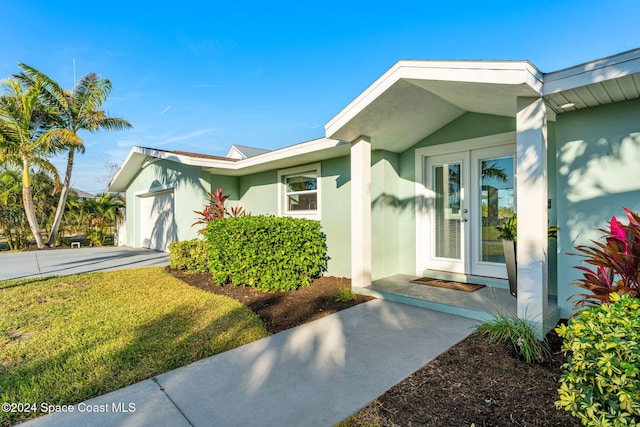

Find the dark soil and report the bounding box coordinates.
[167,269,373,334]
[345,330,579,427]
[168,268,578,427]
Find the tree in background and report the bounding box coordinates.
[60,191,124,246]
[0,78,65,248]
[16,63,132,247]
[0,166,58,249]
[0,168,22,250]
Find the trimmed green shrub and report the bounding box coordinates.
[556,293,640,426]
[476,312,550,364]
[168,239,209,273]
[204,216,328,291]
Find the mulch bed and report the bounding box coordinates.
[167,269,373,334]
[167,268,579,427]
[346,329,579,427]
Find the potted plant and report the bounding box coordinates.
[496,217,559,298]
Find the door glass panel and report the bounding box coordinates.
[480,156,515,263]
[434,163,461,259]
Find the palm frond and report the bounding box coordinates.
[18,63,68,110]
[29,158,60,190]
[74,73,112,113]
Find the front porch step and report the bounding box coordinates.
[357,274,560,334]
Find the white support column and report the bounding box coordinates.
[516,97,548,335]
[351,136,372,289]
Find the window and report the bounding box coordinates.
[278,164,321,218]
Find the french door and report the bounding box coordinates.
[426,145,515,278]
[426,153,467,273]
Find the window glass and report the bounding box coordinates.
[284,172,318,213]
[286,175,317,192]
[480,156,515,263]
[287,193,318,211]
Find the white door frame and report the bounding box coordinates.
[136,187,176,252]
[469,145,516,278]
[415,132,515,277]
[424,151,469,274]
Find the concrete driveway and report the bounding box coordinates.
[0,246,169,282]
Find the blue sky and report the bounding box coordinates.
[2,0,639,193]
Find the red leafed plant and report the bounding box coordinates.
[571,208,640,310]
[192,188,249,234]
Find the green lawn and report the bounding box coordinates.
[0,267,269,426]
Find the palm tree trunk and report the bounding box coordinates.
[6,228,15,250]
[47,147,75,247]
[22,155,45,248]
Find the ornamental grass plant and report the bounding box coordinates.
[476,312,551,364]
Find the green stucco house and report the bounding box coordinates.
[109,48,640,329]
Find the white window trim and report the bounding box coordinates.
[277,163,321,220]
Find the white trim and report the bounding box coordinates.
[277,163,321,220]
[543,48,640,95]
[423,152,469,274]
[134,184,175,197]
[414,132,515,277]
[137,188,176,252]
[109,138,346,192]
[325,61,542,139]
[469,145,516,278]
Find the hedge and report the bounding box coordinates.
[168,239,209,273]
[204,216,328,291]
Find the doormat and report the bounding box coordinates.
[410,277,485,292]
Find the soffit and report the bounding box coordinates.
[325,60,543,152]
[543,48,640,113]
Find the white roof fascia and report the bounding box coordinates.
[108,147,144,192]
[108,138,345,191]
[542,48,640,95]
[108,146,232,192]
[325,59,543,139]
[222,138,344,170]
[138,147,232,168]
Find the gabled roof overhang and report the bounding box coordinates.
[542,48,640,113]
[325,60,544,152]
[108,138,348,192]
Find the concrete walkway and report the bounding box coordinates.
[18,299,477,427]
[0,247,169,281]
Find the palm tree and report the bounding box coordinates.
[0,167,21,250]
[0,78,65,248]
[92,192,124,244]
[16,63,132,247]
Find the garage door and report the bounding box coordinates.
[139,191,176,251]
